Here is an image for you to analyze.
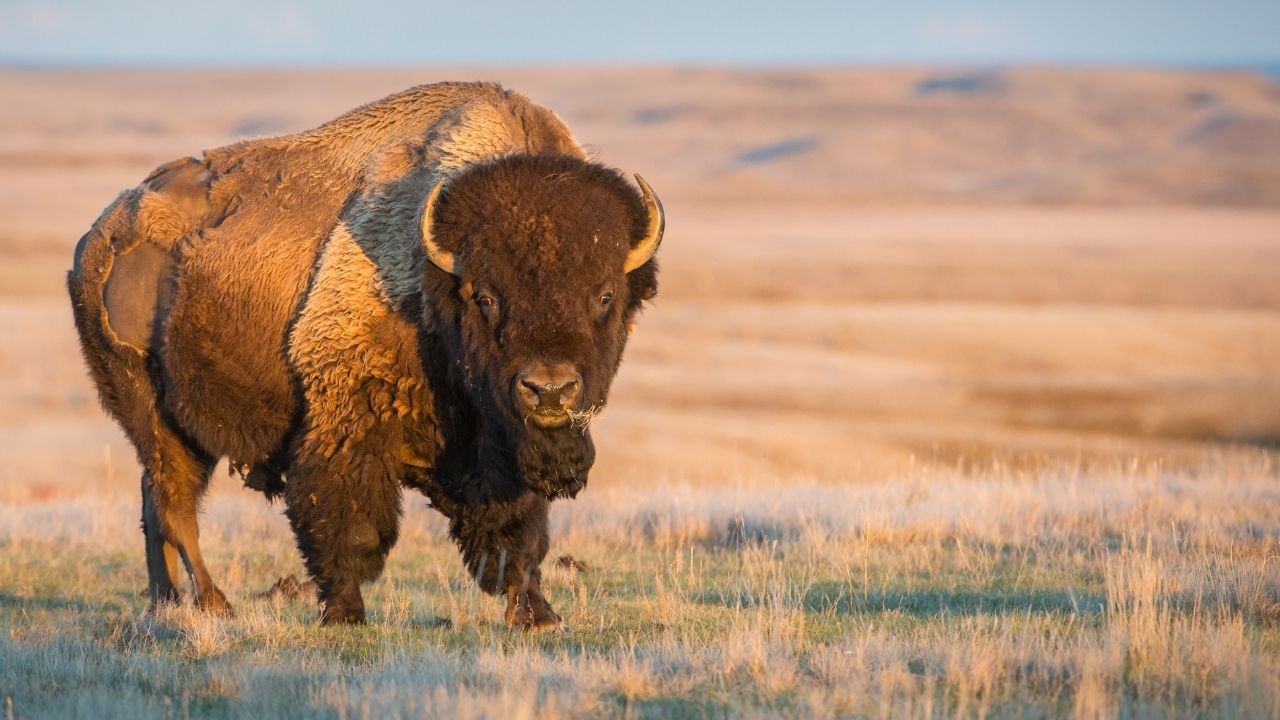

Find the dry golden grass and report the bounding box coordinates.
[2,453,1279,717]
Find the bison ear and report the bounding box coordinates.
[624,174,664,273]
[420,178,459,275]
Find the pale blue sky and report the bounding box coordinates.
[1,0,1276,67]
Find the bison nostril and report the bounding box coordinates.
[554,379,580,406]
[523,379,575,404]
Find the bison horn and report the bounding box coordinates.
[420,178,458,275]
[624,174,664,273]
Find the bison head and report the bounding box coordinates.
[420,154,662,499]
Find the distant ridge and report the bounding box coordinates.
[3,66,1280,205]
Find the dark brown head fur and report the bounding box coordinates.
[423,154,659,498]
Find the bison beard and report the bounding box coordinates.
[65,82,663,632]
[477,373,597,501]
[516,426,595,499]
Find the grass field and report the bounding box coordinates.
[3,451,1279,718]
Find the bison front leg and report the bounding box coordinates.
[284,450,403,625]
[448,490,563,632]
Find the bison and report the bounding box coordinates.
[67,81,664,630]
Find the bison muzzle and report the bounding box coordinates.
[66,81,664,630]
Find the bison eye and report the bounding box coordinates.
[474,292,496,308]
[598,291,614,307]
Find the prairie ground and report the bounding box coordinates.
[3,453,1280,717]
[1,67,1279,717]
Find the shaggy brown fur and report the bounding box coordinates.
[67,82,661,629]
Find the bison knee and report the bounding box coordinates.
[324,516,391,583]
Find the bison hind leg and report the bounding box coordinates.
[141,471,185,608]
[143,425,232,615]
[68,164,231,617]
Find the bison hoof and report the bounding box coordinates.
[145,586,183,613]
[505,591,564,633]
[195,587,235,616]
[320,604,366,625]
[319,588,366,625]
